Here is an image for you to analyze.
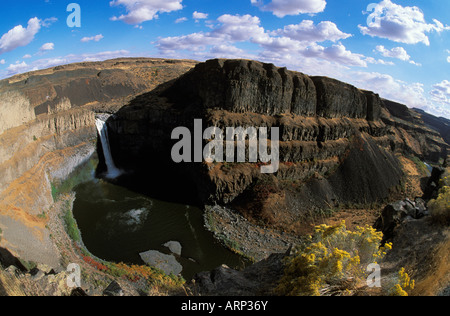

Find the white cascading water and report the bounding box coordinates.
[95,118,122,179]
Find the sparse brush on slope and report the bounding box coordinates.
[428,174,450,224]
[275,221,415,296]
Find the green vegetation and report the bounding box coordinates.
[37,212,47,220]
[18,259,37,272]
[63,201,81,243]
[51,158,97,202]
[410,156,429,175]
[428,174,450,224]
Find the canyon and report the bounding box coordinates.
[0,57,448,296]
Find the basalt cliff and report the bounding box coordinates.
[107,59,448,229]
[0,57,449,296]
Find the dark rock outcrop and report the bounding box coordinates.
[107,58,446,218]
[193,253,285,296]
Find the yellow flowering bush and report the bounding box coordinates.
[276,221,392,296]
[388,268,415,296]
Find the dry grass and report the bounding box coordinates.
[412,236,450,296]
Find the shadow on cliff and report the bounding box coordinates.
[97,78,205,207]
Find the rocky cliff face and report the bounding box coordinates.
[108,59,449,228]
[0,58,197,266]
[0,57,449,295]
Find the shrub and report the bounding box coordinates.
[428,176,450,224]
[388,268,415,296]
[64,207,81,243]
[275,221,392,296]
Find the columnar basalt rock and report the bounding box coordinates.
[107,59,448,212]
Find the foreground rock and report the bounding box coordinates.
[375,198,429,242]
[193,254,286,296]
[139,250,183,276]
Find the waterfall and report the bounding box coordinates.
[95,118,121,179]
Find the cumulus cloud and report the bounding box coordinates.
[0,17,41,55]
[346,71,450,118]
[6,61,32,75]
[302,43,367,67]
[110,0,183,25]
[157,14,366,69]
[193,11,208,20]
[81,34,104,43]
[273,20,351,43]
[175,17,188,24]
[430,80,450,106]
[359,0,449,45]
[0,59,5,65]
[251,0,326,17]
[375,45,409,61]
[365,57,394,66]
[374,45,421,66]
[39,42,54,52]
[41,17,58,28]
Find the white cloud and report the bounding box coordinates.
[157,14,368,69]
[39,42,54,52]
[365,56,394,66]
[428,80,450,118]
[359,0,449,46]
[346,71,450,118]
[23,54,32,59]
[193,11,208,20]
[7,61,33,75]
[175,17,188,24]
[303,43,367,67]
[209,44,246,59]
[110,0,183,25]
[0,59,5,65]
[81,34,104,43]
[430,80,450,106]
[273,20,352,43]
[0,17,41,54]
[375,45,421,66]
[375,45,409,61]
[41,17,58,28]
[251,0,327,17]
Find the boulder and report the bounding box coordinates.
[375,198,432,242]
[193,254,285,296]
[103,281,124,297]
[139,250,183,276]
[163,241,182,256]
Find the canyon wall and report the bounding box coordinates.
[0,58,197,266]
[0,57,448,267]
[108,59,449,227]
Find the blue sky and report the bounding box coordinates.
[1,0,449,118]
